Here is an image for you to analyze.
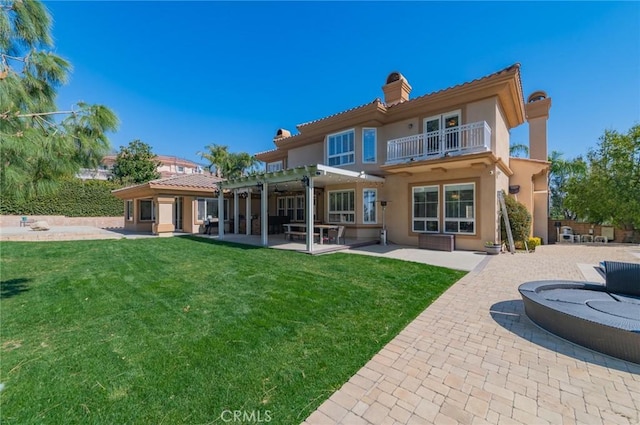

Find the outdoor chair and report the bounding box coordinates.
[602,261,640,297]
[324,226,345,244]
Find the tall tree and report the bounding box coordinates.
[111,140,161,185]
[509,143,529,158]
[565,125,640,242]
[0,0,118,199]
[198,144,258,179]
[548,150,586,219]
[198,143,229,178]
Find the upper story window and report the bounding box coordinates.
[424,110,461,154]
[177,166,185,173]
[327,129,355,166]
[267,161,283,172]
[362,128,377,163]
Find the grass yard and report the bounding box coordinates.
[0,236,465,424]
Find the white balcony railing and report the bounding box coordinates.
[386,121,491,164]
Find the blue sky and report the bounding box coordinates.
[47,1,639,165]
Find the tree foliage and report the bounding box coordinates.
[548,150,586,219]
[509,143,529,158]
[500,191,531,243]
[198,143,259,179]
[565,125,640,234]
[0,0,118,199]
[111,140,161,185]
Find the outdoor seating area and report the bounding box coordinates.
[283,223,345,245]
[518,261,640,364]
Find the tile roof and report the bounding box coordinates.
[113,174,224,194]
[149,174,224,189]
[296,98,384,128]
[394,63,522,107]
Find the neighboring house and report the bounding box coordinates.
[78,155,207,180]
[113,64,550,253]
[219,64,550,252]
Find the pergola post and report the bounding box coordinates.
[261,182,268,246]
[233,189,239,234]
[305,176,314,253]
[245,189,252,236]
[218,188,224,239]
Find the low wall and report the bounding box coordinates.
[0,215,124,229]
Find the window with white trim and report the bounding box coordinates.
[126,200,134,221]
[328,190,355,223]
[412,186,439,232]
[139,199,155,221]
[363,189,377,224]
[444,183,475,234]
[362,128,377,163]
[327,129,355,166]
[277,195,305,222]
[177,166,185,173]
[267,161,283,172]
[197,198,229,221]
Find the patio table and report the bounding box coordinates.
[283,223,339,244]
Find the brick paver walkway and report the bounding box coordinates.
[303,245,640,425]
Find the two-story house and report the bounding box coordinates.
[79,154,207,180]
[218,64,550,252]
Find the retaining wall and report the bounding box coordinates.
[0,215,123,229]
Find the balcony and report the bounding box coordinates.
[386,121,491,164]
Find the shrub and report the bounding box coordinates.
[528,237,542,250]
[500,191,532,244]
[0,179,124,217]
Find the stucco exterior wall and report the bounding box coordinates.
[382,167,498,251]
[288,143,324,169]
[466,97,497,151]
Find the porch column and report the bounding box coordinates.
[218,188,224,239]
[153,196,176,235]
[233,189,239,234]
[245,189,251,236]
[305,176,314,253]
[261,182,268,246]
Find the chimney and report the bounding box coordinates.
[273,128,291,142]
[525,91,551,161]
[382,72,412,106]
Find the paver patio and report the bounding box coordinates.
[304,244,640,425]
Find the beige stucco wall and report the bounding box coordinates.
[381,167,498,251]
[288,143,324,169]
[509,159,549,242]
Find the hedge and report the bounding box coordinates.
[0,179,124,217]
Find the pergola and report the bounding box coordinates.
[218,164,385,253]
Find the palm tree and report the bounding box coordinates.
[198,144,229,178]
[197,144,259,179]
[509,143,529,158]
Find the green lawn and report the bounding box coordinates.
[0,237,465,424]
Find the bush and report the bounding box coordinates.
[0,179,124,217]
[528,237,542,250]
[500,191,532,244]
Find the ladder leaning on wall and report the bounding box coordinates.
[498,190,516,254]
